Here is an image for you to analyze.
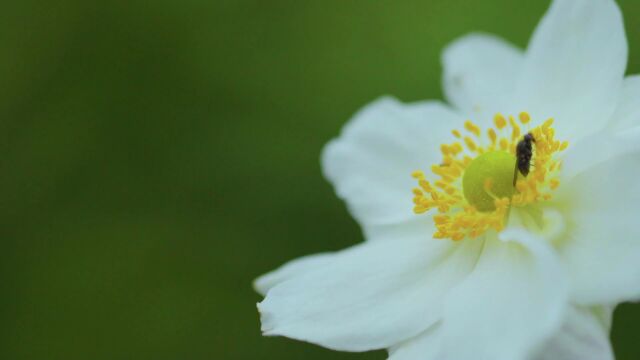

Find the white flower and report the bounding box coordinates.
[254,0,640,359]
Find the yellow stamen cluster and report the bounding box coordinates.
[411,112,569,241]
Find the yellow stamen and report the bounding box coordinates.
[411,170,425,179]
[499,138,509,150]
[464,137,477,151]
[488,128,497,145]
[440,144,451,156]
[411,111,568,241]
[519,112,531,124]
[494,114,507,129]
[464,120,481,137]
[510,116,521,141]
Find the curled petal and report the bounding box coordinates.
[258,234,482,352]
[253,253,334,296]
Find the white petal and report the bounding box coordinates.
[557,148,640,304]
[389,305,611,360]
[442,33,523,120]
[253,253,334,296]
[258,234,482,352]
[321,97,463,233]
[532,306,613,360]
[388,324,442,360]
[439,229,568,360]
[610,75,640,131]
[559,126,640,181]
[515,0,627,141]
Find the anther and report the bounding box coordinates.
[464,137,477,151]
[519,112,531,124]
[464,121,481,137]
[494,114,507,129]
[488,128,497,144]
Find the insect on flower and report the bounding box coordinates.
[514,132,536,186]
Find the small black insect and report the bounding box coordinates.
[513,132,535,186]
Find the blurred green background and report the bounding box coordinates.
[1,0,640,359]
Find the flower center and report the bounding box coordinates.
[411,112,568,241]
[462,150,516,212]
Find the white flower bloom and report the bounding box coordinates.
[254,0,640,359]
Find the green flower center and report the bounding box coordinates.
[462,151,516,212]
